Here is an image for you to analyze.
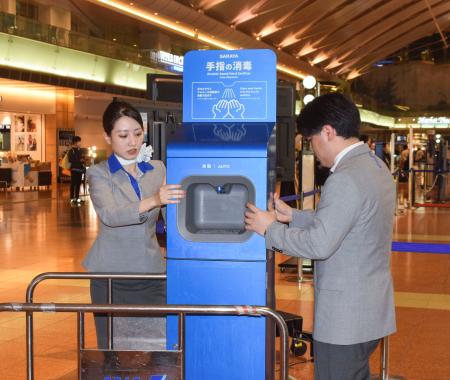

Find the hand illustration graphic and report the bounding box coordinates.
[212,99,229,119]
[211,88,246,119]
[227,99,245,119]
[213,124,247,142]
[222,88,236,100]
[212,98,245,119]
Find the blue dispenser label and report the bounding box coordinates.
[183,49,276,123]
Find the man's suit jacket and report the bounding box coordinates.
[83,159,165,273]
[266,144,396,344]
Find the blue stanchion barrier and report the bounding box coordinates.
[303,190,318,198]
[279,189,320,202]
[156,220,165,234]
[156,206,448,255]
[156,190,320,233]
[392,241,450,254]
[411,169,450,174]
[279,194,301,202]
[393,169,449,175]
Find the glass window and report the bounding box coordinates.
[16,0,39,20]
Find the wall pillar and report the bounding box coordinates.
[45,89,74,184]
[44,114,56,183]
[0,0,16,14]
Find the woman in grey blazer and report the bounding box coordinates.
[83,100,185,349]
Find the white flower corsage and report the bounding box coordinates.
[136,143,154,163]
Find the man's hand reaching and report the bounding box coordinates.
[269,192,293,223]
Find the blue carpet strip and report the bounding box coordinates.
[392,241,450,254]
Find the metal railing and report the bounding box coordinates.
[23,272,289,380]
[410,167,450,206]
[380,336,389,380]
[26,272,167,379]
[1,302,289,380]
[0,11,176,72]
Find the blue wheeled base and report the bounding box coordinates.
[167,259,268,379]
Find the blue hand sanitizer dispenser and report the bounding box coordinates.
[166,49,277,380]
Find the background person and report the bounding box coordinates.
[67,135,85,205]
[414,147,425,163]
[399,144,410,171]
[245,93,396,380]
[382,142,391,168]
[83,100,185,349]
[398,144,410,183]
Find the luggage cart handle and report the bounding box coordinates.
[2,302,290,380]
[25,272,168,380]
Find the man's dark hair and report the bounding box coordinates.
[72,135,81,144]
[360,134,369,143]
[103,100,143,136]
[297,93,360,139]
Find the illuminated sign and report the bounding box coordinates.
[150,50,184,72]
[183,49,276,123]
[418,117,450,125]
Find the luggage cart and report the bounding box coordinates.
[1,302,289,380]
[21,272,290,380]
[26,272,168,378]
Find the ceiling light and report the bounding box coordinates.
[302,75,316,89]
[303,94,315,104]
[92,0,196,38]
[92,0,310,82]
[197,33,237,50]
[277,65,305,80]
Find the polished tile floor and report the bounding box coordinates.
[0,186,449,379]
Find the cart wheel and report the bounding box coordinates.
[291,338,307,356]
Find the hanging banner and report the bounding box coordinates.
[182,49,276,123]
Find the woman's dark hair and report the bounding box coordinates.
[102,100,143,136]
[297,93,360,139]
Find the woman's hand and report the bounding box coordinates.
[140,184,185,213]
[156,184,185,205]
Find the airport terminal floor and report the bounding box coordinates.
[0,186,449,380]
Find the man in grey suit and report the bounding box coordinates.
[245,93,396,380]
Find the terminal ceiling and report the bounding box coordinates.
[88,0,450,81]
